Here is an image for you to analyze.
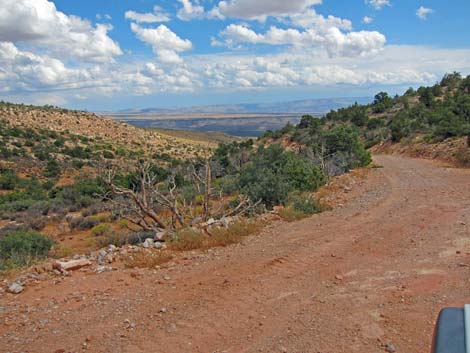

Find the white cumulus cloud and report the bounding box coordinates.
[125,6,171,23]
[0,0,122,63]
[0,42,93,91]
[217,23,386,57]
[212,0,323,21]
[130,23,193,64]
[177,0,205,21]
[289,9,352,31]
[365,0,390,10]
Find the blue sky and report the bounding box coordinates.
[0,0,469,111]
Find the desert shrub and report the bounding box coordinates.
[48,201,68,217]
[52,245,73,258]
[95,230,152,248]
[78,216,100,230]
[208,221,263,247]
[278,207,306,222]
[118,219,129,229]
[239,144,325,208]
[102,150,115,159]
[171,221,262,251]
[62,146,90,159]
[81,208,92,217]
[50,178,104,209]
[288,192,322,215]
[66,215,83,230]
[71,159,85,169]
[129,231,154,244]
[95,232,130,248]
[455,146,470,167]
[364,139,380,149]
[0,170,19,190]
[24,216,48,231]
[44,159,61,178]
[0,231,53,269]
[323,125,371,167]
[53,136,65,147]
[170,228,204,251]
[0,198,37,213]
[91,223,112,236]
[367,118,384,130]
[28,200,52,216]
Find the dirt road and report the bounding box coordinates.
[1,155,470,353]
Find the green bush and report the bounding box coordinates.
[0,170,19,190]
[323,125,372,170]
[0,231,53,269]
[44,159,61,178]
[288,192,322,215]
[91,223,111,236]
[78,216,100,230]
[239,145,325,209]
[102,150,115,159]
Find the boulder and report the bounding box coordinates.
[7,282,24,294]
[56,259,92,271]
[143,238,154,249]
[155,231,166,241]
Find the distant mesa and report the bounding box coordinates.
[105,97,372,116]
[104,97,372,138]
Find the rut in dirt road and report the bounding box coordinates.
[1,155,470,353]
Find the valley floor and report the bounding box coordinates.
[1,155,470,352]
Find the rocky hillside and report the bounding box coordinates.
[264,72,470,167]
[0,102,208,163]
[0,102,215,264]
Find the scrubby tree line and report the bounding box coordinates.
[323,72,470,146]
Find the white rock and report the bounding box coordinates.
[155,231,166,241]
[57,259,92,271]
[143,238,154,249]
[154,242,163,249]
[96,266,115,273]
[7,282,24,294]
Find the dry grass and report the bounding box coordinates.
[123,251,172,269]
[170,228,205,251]
[278,207,307,222]
[207,221,263,247]
[455,146,470,167]
[170,220,264,251]
[51,245,74,258]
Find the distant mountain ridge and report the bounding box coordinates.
[113,97,372,115]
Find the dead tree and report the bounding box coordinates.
[103,159,262,235]
[103,161,187,232]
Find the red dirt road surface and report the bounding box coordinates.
[1,155,470,353]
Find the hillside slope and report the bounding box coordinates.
[263,72,470,167]
[0,102,210,157]
[0,103,212,258]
